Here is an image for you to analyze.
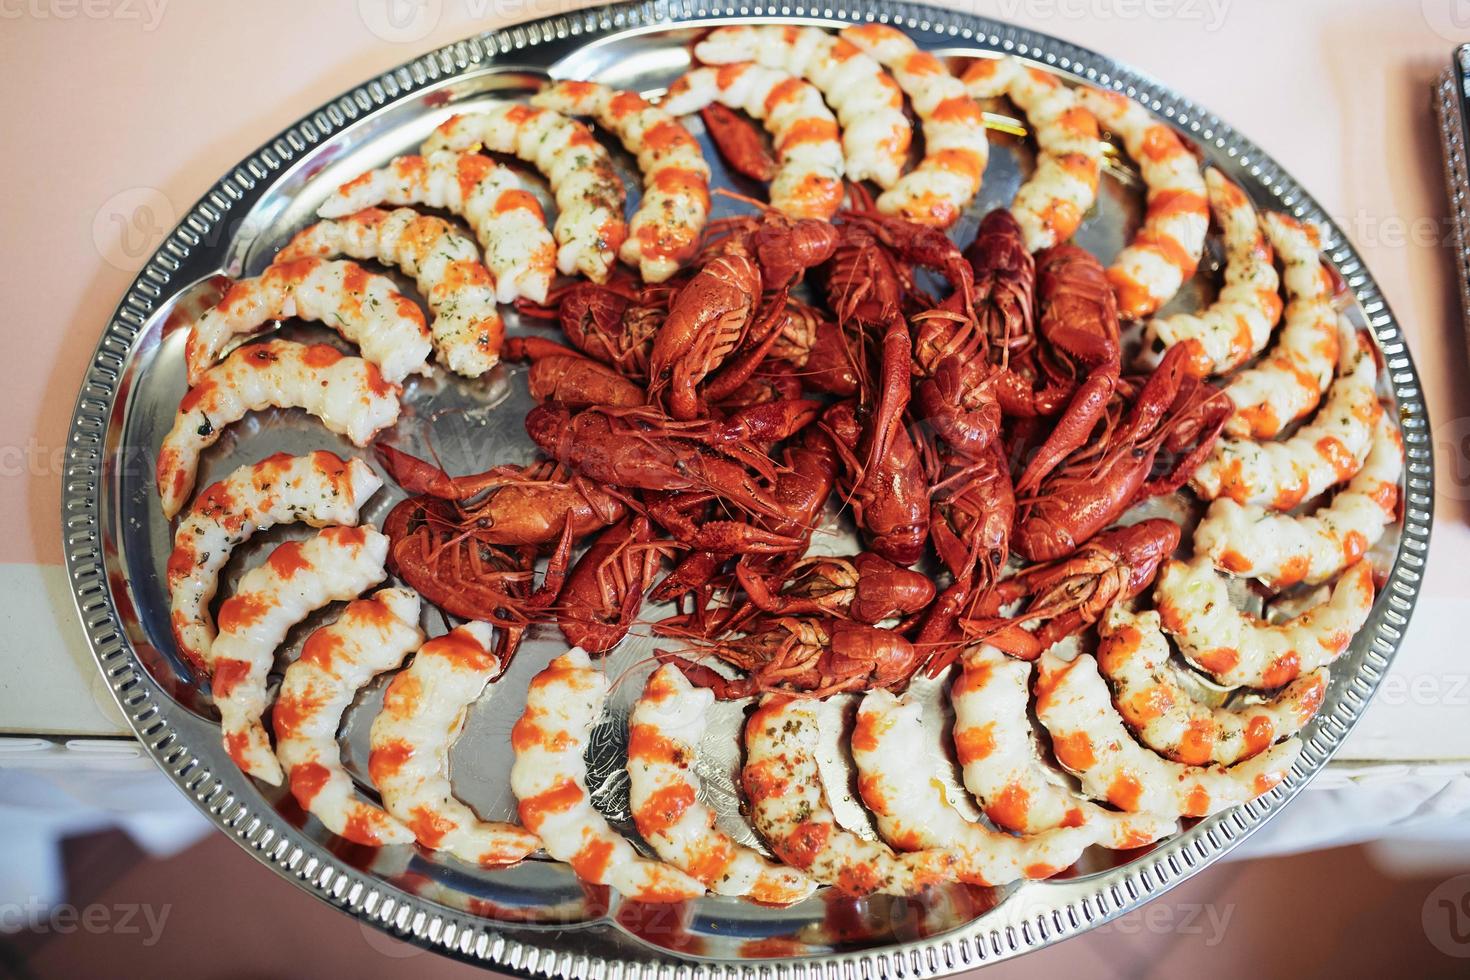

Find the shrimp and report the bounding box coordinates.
[950,645,1177,849]
[693,25,911,188]
[531,81,712,283]
[1195,411,1403,589]
[1138,169,1282,376]
[510,649,705,901]
[1222,212,1340,437]
[662,64,844,219]
[1096,603,1327,767]
[318,150,555,304]
[273,588,424,846]
[840,24,989,227]
[1192,320,1380,510]
[742,696,956,896]
[1154,557,1375,689]
[851,689,1097,886]
[961,56,1102,251]
[369,621,541,867]
[1075,87,1209,318]
[209,525,388,784]
[167,452,381,675]
[626,665,817,904]
[1034,652,1302,818]
[423,106,626,284]
[155,341,400,519]
[275,208,502,377]
[183,258,430,385]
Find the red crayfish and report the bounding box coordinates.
[1013,343,1232,562]
[954,518,1183,665]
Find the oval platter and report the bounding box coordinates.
[62,0,1434,974]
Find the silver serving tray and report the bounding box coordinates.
[62,1,1434,974]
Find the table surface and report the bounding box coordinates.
[1,0,1467,763]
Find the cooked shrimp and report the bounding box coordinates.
[626,665,817,904]
[423,107,626,284]
[156,341,400,518]
[1192,320,1380,510]
[209,525,388,784]
[1035,652,1302,818]
[961,56,1102,251]
[743,696,956,896]
[1139,169,1282,376]
[852,689,1096,885]
[167,451,381,675]
[662,64,845,219]
[1075,87,1209,318]
[693,25,911,189]
[273,588,424,846]
[840,24,988,227]
[276,208,502,377]
[318,150,555,304]
[1223,211,1340,437]
[369,622,541,867]
[1155,557,1375,689]
[530,81,711,283]
[1195,412,1403,589]
[510,649,705,901]
[951,645,1177,849]
[183,258,430,385]
[1096,603,1327,767]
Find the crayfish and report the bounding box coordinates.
[735,553,935,625]
[526,403,792,516]
[700,103,778,182]
[557,516,668,654]
[910,209,1033,457]
[952,518,1183,666]
[1008,244,1125,493]
[368,189,1239,689]
[823,205,975,332]
[380,494,572,665]
[657,616,925,699]
[645,208,837,419]
[503,336,645,409]
[516,272,674,381]
[376,446,627,546]
[1013,343,1232,562]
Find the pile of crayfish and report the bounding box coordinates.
[378,201,1231,697]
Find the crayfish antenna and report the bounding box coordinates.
[710,187,776,212]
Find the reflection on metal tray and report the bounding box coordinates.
[62,1,1433,975]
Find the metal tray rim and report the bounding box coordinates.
[60,0,1436,974]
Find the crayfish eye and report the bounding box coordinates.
[1131,448,1146,459]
